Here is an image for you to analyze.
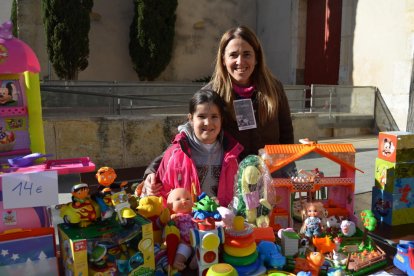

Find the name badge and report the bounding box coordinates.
[234,99,257,131]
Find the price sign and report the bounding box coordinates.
[2,171,59,209]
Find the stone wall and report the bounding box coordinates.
[42,113,377,170]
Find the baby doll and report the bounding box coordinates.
[300,202,324,239]
[166,188,197,271]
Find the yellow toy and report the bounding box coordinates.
[136,195,170,244]
[206,263,238,276]
[60,183,101,227]
[110,190,136,226]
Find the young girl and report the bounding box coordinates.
[155,89,243,207]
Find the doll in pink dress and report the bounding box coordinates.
[166,188,197,271]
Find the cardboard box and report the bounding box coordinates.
[0,227,58,275]
[374,158,414,193]
[371,186,414,226]
[58,214,154,276]
[378,131,414,163]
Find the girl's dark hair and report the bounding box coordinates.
[189,89,225,116]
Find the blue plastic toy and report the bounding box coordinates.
[257,240,286,269]
[393,241,414,276]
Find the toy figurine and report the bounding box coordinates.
[60,183,101,227]
[110,190,137,226]
[340,220,356,237]
[167,188,197,271]
[94,166,130,220]
[300,202,324,239]
[192,192,221,220]
[294,252,325,275]
[136,195,170,244]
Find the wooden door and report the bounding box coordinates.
[304,0,342,85]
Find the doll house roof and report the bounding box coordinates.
[264,143,363,174]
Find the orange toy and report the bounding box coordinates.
[294,252,325,276]
[312,236,336,254]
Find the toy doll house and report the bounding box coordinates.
[263,142,363,231]
[0,20,45,165]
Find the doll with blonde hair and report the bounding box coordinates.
[300,202,324,238]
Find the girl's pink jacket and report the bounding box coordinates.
[156,131,243,207]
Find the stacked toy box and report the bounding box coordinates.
[58,214,155,276]
[372,131,414,225]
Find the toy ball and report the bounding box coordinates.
[206,263,238,276]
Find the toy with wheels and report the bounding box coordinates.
[111,190,136,226]
[60,183,101,227]
[393,241,414,276]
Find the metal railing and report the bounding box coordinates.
[40,81,397,131]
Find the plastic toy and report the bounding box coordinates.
[393,241,414,276]
[136,195,170,244]
[359,210,377,249]
[193,192,221,220]
[311,236,335,254]
[300,202,324,239]
[294,252,325,275]
[60,183,101,227]
[263,143,362,228]
[96,166,118,188]
[340,220,356,237]
[7,152,52,167]
[94,166,121,219]
[216,206,235,227]
[166,188,197,271]
[190,217,225,276]
[88,244,117,274]
[257,240,286,269]
[110,190,136,226]
[232,155,274,226]
[0,20,46,158]
[206,263,238,276]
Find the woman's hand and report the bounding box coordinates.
[143,173,162,196]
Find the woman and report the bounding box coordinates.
[142,25,294,196]
[205,25,294,159]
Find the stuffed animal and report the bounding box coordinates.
[136,196,170,244]
[232,155,273,226]
[257,240,286,269]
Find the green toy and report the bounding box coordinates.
[232,155,274,226]
[193,193,221,220]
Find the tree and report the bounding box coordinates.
[10,0,17,37]
[129,0,178,81]
[41,0,93,80]
[359,209,377,250]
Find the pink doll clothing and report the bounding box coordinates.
[174,213,196,244]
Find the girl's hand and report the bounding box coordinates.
[143,173,162,196]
